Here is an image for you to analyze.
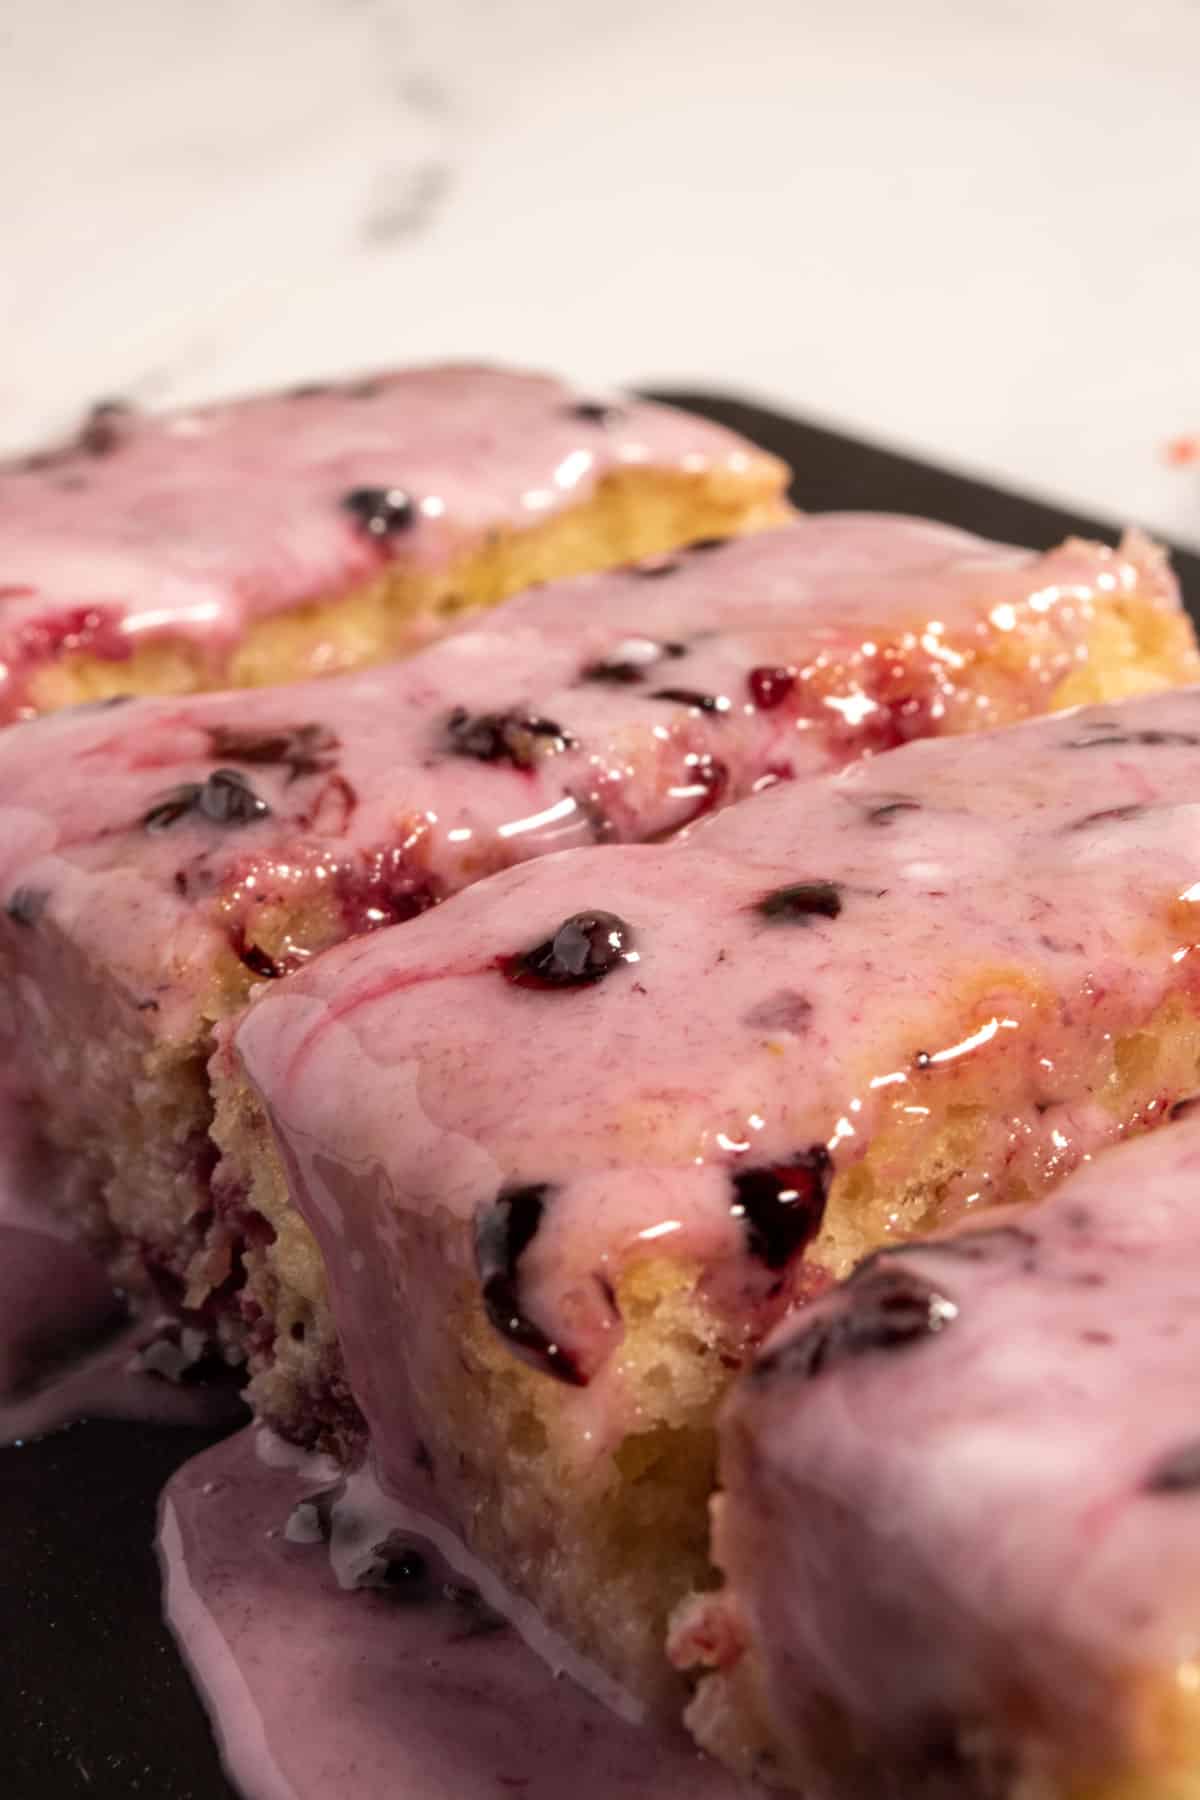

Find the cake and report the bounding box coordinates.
[675,1109,1200,1798]
[3,513,1174,1362]
[209,688,1200,1714]
[0,363,787,720]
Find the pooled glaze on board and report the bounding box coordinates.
[695,1112,1200,1796]
[0,517,1173,1047]
[0,364,779,716]
[229,687,1200,1497]
[160,1425,748,1800]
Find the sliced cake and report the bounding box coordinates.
[211,689,1200,1711]
[3,513,1176,1348]
[0,363,787,720]
[674,1110,1200,1799]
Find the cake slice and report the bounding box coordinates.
[3,512,1175,1345]
[0,363,787,720]
[674,1110,1200,1799]
[212,687,1200,1711]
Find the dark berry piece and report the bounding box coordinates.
[5,886,48,928]
[755,1263,958,1383]
[1068,803,1147,830]
[731,1148,831,1269]
[475,1183,585,1384]
[862,796,922,826]
[757,880,842,923]
[1065,725,1200,750]
[1145,1440,1200,1493]
[379,1542,432,1592]
[196,768,271,825]
[500,911,635,990]
[855,1224,1036,1280]
[207,722,339,783]
[743,990,813,1034]
[634,558,680,579]
[649,687,731,714]
[142,785,203,832]
[78,399,134,456]
[341,485,415,537]
[142,769,270,832]
[231,929,285,981]
[1171,1094,1200,1121]
[689,536,731,552]
[348,378,384,400]
[568,400,621,424]
[581,638,687,685]
[748,666,796,709]
[445,707,575,768]
[581,659,646,687]
[288,382,332,399]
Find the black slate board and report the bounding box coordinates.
[4,394,1197,1800]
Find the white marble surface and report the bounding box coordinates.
[1,0,1198,544]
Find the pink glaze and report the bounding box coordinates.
[0,517,1167,1048]
[0,365,779,717]
[229,688,1200,1500]
[695,1112,1200,1795]
[160,1424,746,1799]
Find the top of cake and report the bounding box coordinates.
[0,363,780,715]
[0,516,1174,1045]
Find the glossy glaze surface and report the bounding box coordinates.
[230,687,1200,1495]
[0,516,1165,1045]
[0,363,772,713]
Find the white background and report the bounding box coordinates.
[2,0,1198,544]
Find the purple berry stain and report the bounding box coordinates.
[341,486,415,538]
[142,768,270,832]
[757,881,842,923]
[568,400,621,425]
[649,687,731,715]
[755,1261,958,1383]
[474,1183,585,1384]
[445,708,575,769]
[748,666,796,710]
[207,722,340,783]
[581,639,687,685]
[4,886,49,928]
[1145,1441,1200,1494]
